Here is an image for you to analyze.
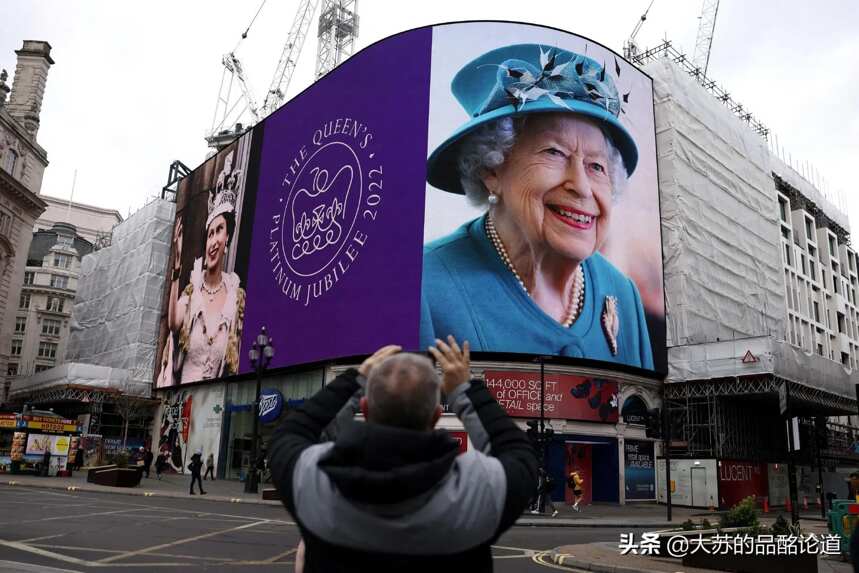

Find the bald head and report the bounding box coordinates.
[365,353,441,431]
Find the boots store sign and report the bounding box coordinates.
[258,389,284,424]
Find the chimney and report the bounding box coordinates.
[6,40,54,138]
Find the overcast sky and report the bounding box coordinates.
[2,1,857,227]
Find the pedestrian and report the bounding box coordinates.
[539,469,559,517]
[269,336,537,572]
[203,452,215,481]
[568,469,585,512]
[143,448,154,478]
[41,447,52,477]
[155,451,166,480]
[188,450,206,495]
[75,446,84,470]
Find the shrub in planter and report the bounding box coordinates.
[681,519,696,531]
[701,518,712,530]
[113,452,129,469]
[720,495,758,529]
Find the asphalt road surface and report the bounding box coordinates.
[0,485,643,572]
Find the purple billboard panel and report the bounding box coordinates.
[240,28,433,371]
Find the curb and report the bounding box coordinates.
[545,548,652,573]
[2,479,282,507]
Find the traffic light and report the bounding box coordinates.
[645,408,662,439]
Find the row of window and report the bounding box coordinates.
[19,294,65,312]
[7,363,53,376]
[0,210,12,237]
[13,317,62,335]
[9,340,57,358]
[2,149,17,176]
[23,271,70,289]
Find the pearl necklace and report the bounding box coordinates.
[485,215,585,328]
[202,277,225,302]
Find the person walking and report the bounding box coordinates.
[188,450,206,495]
[203,453,215,481]
[269,336,537,572]
[568,469,585,512]
[155,451,166,480]
[143,448,154,478]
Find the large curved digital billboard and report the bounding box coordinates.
[155,21,664,388]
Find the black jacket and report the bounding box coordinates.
[269,369,537,573]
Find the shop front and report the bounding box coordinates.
[0,413,81,476]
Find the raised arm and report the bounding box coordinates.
[168,219,188,333]
[430,336,538,535]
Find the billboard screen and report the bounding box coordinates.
[155,21,664,388]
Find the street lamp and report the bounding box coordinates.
[245,326,274,494]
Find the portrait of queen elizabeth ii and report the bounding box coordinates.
[420,41,657,370]
[157,143,249,387]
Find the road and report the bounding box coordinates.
[0,485,644,572]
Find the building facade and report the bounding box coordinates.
[7,222,93,380]
[36,195,122,246]
[631,44,859,509]
[0,41,53,402]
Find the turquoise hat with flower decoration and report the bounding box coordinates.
[427,43,638,194]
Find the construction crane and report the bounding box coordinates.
[623,0,655,60]
[315,0,359,79]
[691,0,720,75]
[205,0,359,151]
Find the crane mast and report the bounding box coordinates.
[691,0,720,75]
[261,0,319,117]
[315,0,359,79]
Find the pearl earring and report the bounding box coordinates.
[488,193,500,206]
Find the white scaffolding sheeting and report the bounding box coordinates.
[648,57,857,399]
[10,363,135,396]
[65,199,175,395]
[646,57,784,351]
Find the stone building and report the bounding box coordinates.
[0,41,54,402]
[36,195,122,245]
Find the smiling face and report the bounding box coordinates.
[205,214,229,273]
[482,113,614,265]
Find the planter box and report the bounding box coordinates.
[683,547,817,573]
[262,488,281,501]
[89,467,143,488]
[87,465,117,483]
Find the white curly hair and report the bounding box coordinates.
[456,115,628,207]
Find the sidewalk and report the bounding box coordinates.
[2,469,279,505]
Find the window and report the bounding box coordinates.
[34,364,51,373]
[10,339,22,356]
[817,343,824,356]
[829,236,836,254]
[2,149,17,175]
[781,227,791,240]
[23,271,34,285]
[779,198,788,222]
[19,293,30,309]
[57,235,74,247]
[0,211,11,236]
[37,342,57,359]
[46,297,64,312]
[6,363,18,376]
[814,301,821,323]
[50,275,68,289]
[801,255,807,276]
[838,313,846,334]
[809,260,817,281]
[53,254,71,269]
[805,218,813,239]
[41,318,61,336]
[14,316,26,333]
[784,243,792,266]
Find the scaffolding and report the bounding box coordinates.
[665,375,856,461]
[628,40,769,140]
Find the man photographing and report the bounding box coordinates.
[269,336,537,572]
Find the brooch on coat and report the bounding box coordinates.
[602,296,619,356]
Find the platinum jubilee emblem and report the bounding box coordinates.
[267,117,384,307]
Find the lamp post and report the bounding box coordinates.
[245,326,274,494]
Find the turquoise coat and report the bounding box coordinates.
[420,215,654,370]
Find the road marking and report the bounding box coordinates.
[0,539,91,567]
[0,560,83,573]
[532,551,577,570]
[0,507,148,525]
[492,544,539,556]
[261,548,297,563]
[96,519,270,564]
[31,544,234,562]
[17,534,67,543]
